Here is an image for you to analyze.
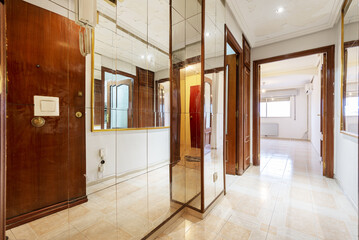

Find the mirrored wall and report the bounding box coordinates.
[341,0,359,137]
[92,0,170,130]
[170,0,203,211]
[203,0,225,209]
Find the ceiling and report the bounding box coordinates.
[261,54,322,91]
[227,0,344,47]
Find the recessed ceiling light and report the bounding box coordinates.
[276,7,284,13]
[205,32,210,37]
[141,55,145,59]
[262,89,266,93]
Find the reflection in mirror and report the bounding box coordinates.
[342,0,359,136]
[170,0,203,212]
[92,0,170,131]
[203,0,225,209]
[343,44,359,135]
[156,79,170,126]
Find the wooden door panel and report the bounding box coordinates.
[0,2,6,237]
[190,85,201,149]
[243,67,250,170]
[6,0,86,221]
[226,54,237,175]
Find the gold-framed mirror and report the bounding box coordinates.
[91,0,170,132]
[341,0,359,137]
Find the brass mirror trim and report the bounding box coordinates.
[90,29,170,132]
[340,0,358,138]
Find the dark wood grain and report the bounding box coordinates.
[243,66,251,170]
[252,65,260,166]
[0,2,6,239]
[137,67,155,128]
[6,0,86,224]
[226,54,237,175]
[243,37,251,69]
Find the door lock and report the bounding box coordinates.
[75,112,83,118]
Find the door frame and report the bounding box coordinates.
[252,45,335,178]
[0,0,6,239]
[0,0,6,238]
[223,25,243,182]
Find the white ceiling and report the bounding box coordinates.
[345,0,359,24]
[261,54,322,90]
[95,0,170,73]
[227,0,344,47]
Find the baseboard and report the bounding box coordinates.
[261,136,309,141]
[86,160,170,187]
[334,176,358,212]
[6,196,88,230]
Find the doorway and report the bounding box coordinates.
[253,46,335,178]
[224,26,243,175]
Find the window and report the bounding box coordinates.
[345,96,358,117]
[260,98,291,118]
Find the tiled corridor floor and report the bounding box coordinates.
[156,139,358,240]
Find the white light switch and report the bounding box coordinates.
[34,96,59,116]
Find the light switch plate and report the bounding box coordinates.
[34,96,60,116]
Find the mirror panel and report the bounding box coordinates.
[92,0,170,131]
[170,0,203,211]
[342,0,359,136]
[203,0,225,208]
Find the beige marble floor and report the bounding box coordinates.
[156,139,358,240]
[6,165,183,240]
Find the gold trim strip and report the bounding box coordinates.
[340,130,359,138]
[92,126,170,132]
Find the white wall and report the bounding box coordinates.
[334,21,358,209]
[86,51,171,185]
[252,22,358,210]
[261,88,308,140]
[310,62,322,154]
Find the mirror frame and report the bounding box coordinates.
[340,0,358,138]
[90,28,171,132]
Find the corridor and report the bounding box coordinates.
[157,139,358,240]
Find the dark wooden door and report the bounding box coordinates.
[6,0,86,222]
[190,85,201,148]
[226,54,237,175]
[243,67,251,170]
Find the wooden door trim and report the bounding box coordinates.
[252,45,335,178]
[224,25,243,181]
[0,1,6,239]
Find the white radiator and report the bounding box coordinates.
[261,123,279,137]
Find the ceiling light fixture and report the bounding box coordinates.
[141,55,145,59]
[262,89,266,93]
[186,65,193,71]
[206,32,210,37]
[276,7,284,13]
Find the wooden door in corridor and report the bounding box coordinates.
[226,54,238,175]
[243,67,251,170]
[6,0,86,225]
